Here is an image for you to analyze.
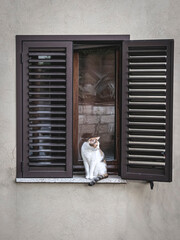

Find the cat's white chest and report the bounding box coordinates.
[87,150,98,163]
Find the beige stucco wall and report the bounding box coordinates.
[0,0,180,239]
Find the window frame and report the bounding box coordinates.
[16,35,173,183]
[73,45,121,175]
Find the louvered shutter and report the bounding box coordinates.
[22,41,72,177]
[121,40,173,181]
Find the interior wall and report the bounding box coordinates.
[0,1,180,240]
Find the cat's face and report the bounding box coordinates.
[88,137,100,150]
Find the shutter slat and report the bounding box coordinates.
[129,91,166,96]
[128,137,165,143]
[128,50,167,55]
[121,40,173,182]
[29,105,66,108]
[29,137,66,140]
[128,103,166,109]
[29,111,66,114]
[29,79,66,82]
[128,117,165,123]
[127,150,165,156]
[29,143,66,147]
[128,130,165,136]
[128,143,165,149]
[128,83,166,89]
[128,97,166,102]
[129,71,166,76]
[29,59,66,63]
[128,123,165,129]
[29,92,66,95]
[29,156,66,160]
[29,72,66,76]
[128,77,166,82]
[29,98,66,102]
[29,163,66,167]
[128,110,166,116]
[29,129,65,133]
[128,64,166,69]
[29,117,66,120]
[29,124,65,127]
[128,156,165,162]
[29,52,66,56]
[29,66,66,69]
[128,57,167,63]
[29,86,66,89]
[30,150,66,153]
[128,46,167,50]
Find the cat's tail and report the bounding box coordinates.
[88,174,108,186]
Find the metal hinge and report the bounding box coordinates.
[149,181,154,190]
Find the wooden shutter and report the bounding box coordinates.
[21,41,72,178]
[121,40,174,181]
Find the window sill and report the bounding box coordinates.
[16,175,127,184]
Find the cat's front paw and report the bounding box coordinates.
[89,176,94,180]
[85,176,90,179]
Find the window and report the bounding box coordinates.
[73,45,119,175]
[16,35,174,183]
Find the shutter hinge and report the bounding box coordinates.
[149,181,154,190]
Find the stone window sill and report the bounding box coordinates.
[16,175,127,184]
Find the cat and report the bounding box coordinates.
[81,137,108,186]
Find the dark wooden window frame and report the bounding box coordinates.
[16,35,173,183]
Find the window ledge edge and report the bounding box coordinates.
[16,175,127,184]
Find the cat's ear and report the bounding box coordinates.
[96,137,100,140]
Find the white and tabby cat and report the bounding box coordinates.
[81,137,108,186]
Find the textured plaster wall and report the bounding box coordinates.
[0,0,180,240]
